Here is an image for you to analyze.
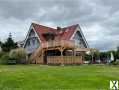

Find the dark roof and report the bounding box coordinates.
[32,23,78,42]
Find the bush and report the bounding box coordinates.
[9,48,28,64]
[84,54,92,61]
[0,52,6,58]
[0,53,10,64]
[110,61,119,65]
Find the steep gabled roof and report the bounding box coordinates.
[32,23,56,42]
[32,23,78,42]
[60,24,78,40]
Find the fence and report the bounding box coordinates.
[47,56,83,65]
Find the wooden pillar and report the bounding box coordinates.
[41,49,44,64]
[91,50,94,64]
[60,48,64,66]
[73,49,76,56]
[81,52,85,63]
[36,58,37,64]
[35,53,38,64]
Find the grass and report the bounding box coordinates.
[0,64,119,90]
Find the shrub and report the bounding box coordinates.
[84,54,92,61]
[0,51,6,58]
[110,60,119,65]
[9,48,28,64]
[0,53,10,64]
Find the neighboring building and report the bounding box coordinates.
[17,40,25,48]
[23,23,94,64]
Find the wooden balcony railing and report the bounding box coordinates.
[41,40,76,49]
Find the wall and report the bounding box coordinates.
[25,29,40,54]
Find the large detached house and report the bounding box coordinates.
[23,23,94,64]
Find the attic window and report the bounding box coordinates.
[42,32,55,41]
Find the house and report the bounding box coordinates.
[23,23,95,64]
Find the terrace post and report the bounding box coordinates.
[80,52,85,63]
[60,48,64,66]
[35,58,37,64]
[41,49,44,64]
[73,49,76,56]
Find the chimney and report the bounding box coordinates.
[57,27,62,31]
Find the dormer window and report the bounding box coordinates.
[42,32,55,41]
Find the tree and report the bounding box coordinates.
[117,46,119,51]
[106,50,117,62]
[0,41,2,46]
[1,33,18,52]
[84,54,91,61]
[116,46,119,59]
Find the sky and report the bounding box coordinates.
[0,0,119,51]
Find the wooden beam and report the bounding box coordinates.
[60,47,64,66]
[73,49,76,56]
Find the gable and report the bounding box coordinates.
[24,26,40,54]
[29,29,35,37]
[60,24,78,40]
[24,29,39,45]
[71,27,89,48]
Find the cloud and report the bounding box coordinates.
[0,0,119,50]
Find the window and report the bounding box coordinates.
[32,38,35,45]
[73,31,86,47]
[29,29,35,37]
[73,32,81,44]
[27,40,30,46]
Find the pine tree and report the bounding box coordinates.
[116,46,119,59]
[0,41,2,46]
[1,33,18,52]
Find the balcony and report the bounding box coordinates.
[41,40,76,49]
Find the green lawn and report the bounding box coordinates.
[0,64,119,90]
